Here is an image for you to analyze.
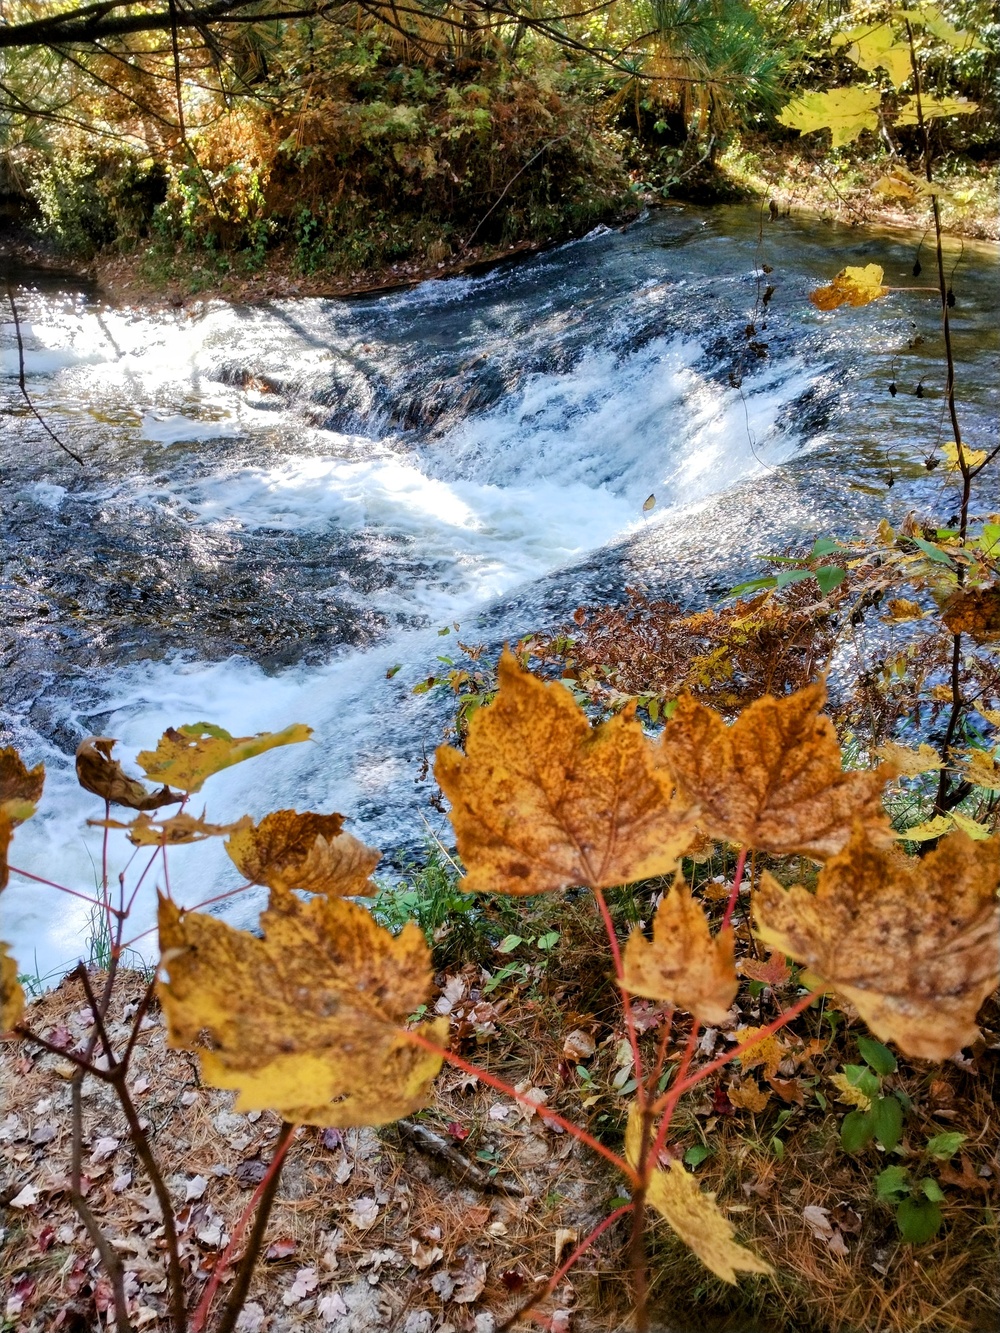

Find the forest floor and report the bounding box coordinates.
[3,879,998,1333]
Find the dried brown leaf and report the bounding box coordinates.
[157,889,445,1125]
[76,737,180,811]
[92,811,251,846]
[621,875,737,1026]
[226,810,379,896]
[733,1027,783,1081]
[1,939,25,1031]
[941,586,1000,642]
[756,827,1000,1060]
[727,1079,769,1113]
[660,683,891,858]
[435,651,695,894]
[0,747,44,890]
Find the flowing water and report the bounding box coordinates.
[2,204,998,981]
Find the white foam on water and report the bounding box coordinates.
[140,410,246,445]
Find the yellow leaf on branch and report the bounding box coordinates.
[941,586,1000,641]
[137,721,312,794]
[435,651,695,895]
[810,264,889,311]
[620,874,737,1026]
[625,1110,772,1283]
[659,683,891,859]
[777,86,881,148]
[755,827,1000,1060]
[876,741,944,776]
[958,748,1000,792]
[896,95,978,125]
[226,810,380,896]
[832,23,913,88]
[157,890,446,1126]
[1,940,25,1031]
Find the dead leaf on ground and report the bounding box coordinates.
[727,1079,769,1113]
[624,1109,772,1283]
[659,683,891,859]
[732,1027,783,1081]
[828,1072,873,1111]
[621,873,737,1026]
[225,810,380,896]
[435,651,695,894]
[75,737,180,812]
[738,951,791,988]
[157,889,447,1126]
[137,721,312,794]
[756,827,1000,1060]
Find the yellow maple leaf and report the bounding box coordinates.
[810,264,889,312]
[76,737,180,812]
[899,814,953,842]
[941,441,988,472]
[777,86,881,148]
[959,749,1000,792]
[874,173,917,200]
[941,586,1000,642]
[733,1027,783,1081]
[950,812,993,842]
[625,1109,772,1283]
[828,1072,872,1111]
[882,597,925,623]
[914,4,987,52]
[727,1079,769,1113]
[620,874,737,1026]
[1,940,25,1031]
[832,23,913,89]
[896,95,978,125]
[136,721,312,794]
[157,890,446,1126]
[92,811,252,847]
[0,746,44,891]
[226,810,380,896]
[434,651,695,895]
[876,741,944,776]
[659,683,891,860]
[755,827,1000,1060]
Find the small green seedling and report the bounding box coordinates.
[839,1038,905,1154]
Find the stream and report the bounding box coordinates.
[2,203,998,983]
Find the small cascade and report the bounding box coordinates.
[3,205,998,981]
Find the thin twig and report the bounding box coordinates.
[495,1203,634,1333]
[213,1121,297,1333]
[5,283,84,466]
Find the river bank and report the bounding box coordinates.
[4,145,995,313]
